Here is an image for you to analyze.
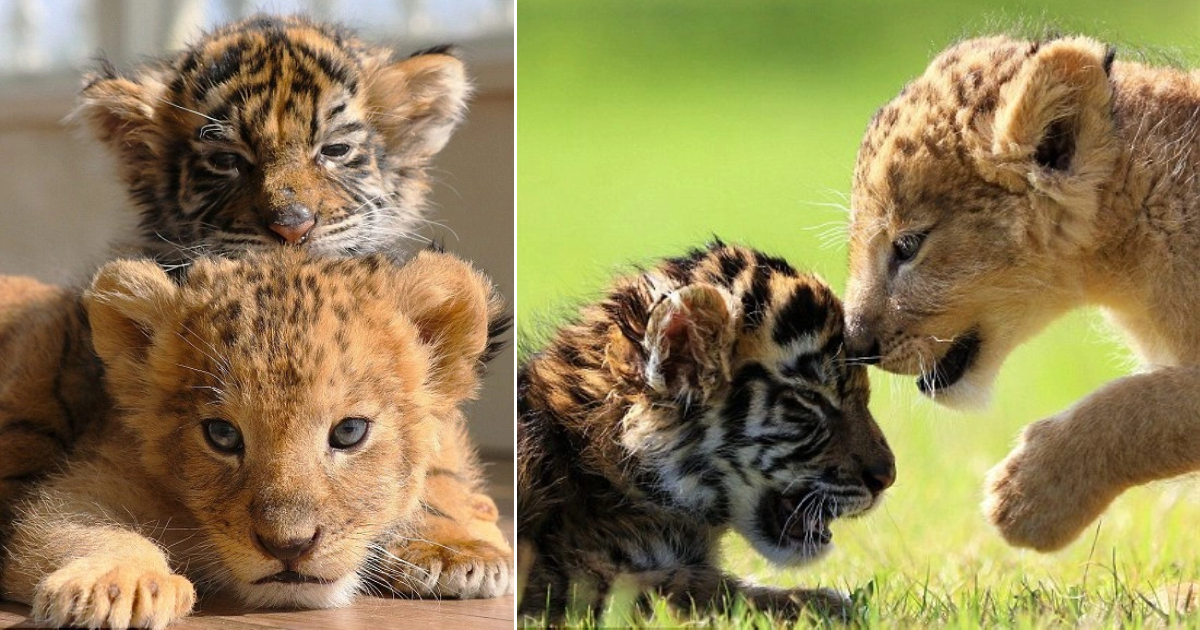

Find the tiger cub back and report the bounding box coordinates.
[518,241,895,621]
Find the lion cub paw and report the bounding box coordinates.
[469,492,501,522]
[33,558,195,630]
[983,417,1116,552]
[387,538,514,599]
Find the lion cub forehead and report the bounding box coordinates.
[177,252,406,352]
[853,36,1046,226]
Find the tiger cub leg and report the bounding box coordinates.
[516,546,573,623]
[380,418,513,598]
[0,291,104,512]
[656,565,849,619]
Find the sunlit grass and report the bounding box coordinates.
[517,0,1200,626]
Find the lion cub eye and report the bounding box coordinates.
[891,232,927,266]
[203,419,244,454]
[329,417,371,449]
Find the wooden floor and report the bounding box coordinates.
[0,457,515,630]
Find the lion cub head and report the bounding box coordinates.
[844,36,1118,407]
[83,249,499,607]
[77,15,470,263]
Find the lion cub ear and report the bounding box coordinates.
[76,63,166,163]
[644,283,737,402]
[392,250,501,403]
[366,47,471,163]
[985,37,1117,237]
[83,259,178,372]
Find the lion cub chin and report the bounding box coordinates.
[0,249,510,630]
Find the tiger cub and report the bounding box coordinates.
[517,242,896,621]
[78,14,469,264]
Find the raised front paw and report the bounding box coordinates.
[983,416,1116,552]
[33,558,195,630]
[384,538,514,599]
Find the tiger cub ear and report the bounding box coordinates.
[76,64,167,160]
[83,259,178,375]
[391,250,502,403]
[366,47,471,162]
[644,283,737,401]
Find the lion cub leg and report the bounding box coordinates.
[985,367,1200,551]
[379,419,513,599]
[0,481,195,630]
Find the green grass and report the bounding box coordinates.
[517,1,1200,626]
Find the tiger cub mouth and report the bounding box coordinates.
[760,491,835,548]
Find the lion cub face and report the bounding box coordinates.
[84,250,497,607]
[844,36,1118,406]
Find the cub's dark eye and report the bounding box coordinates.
[781,355,822,383]
[330,417,371,449]
[892,232,927,265]
[320,143,352,159]
[205,152,244,173]
[203,419,243,454]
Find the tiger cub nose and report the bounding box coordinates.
[269,203,316,244]
[862,459,896,496]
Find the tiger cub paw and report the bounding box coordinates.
[385,538,514,599]
[33,558,195,630]
[748,586,851,621]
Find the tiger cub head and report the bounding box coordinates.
[611,244,895,565]
[78,15,470,264]
[83,249,499,608]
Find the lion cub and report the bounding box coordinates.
[0,250,510,629]
[845,35,1200,550]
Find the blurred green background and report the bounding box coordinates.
[518,0,1200,624]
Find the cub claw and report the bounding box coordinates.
[385,538,514,599]
[33,559,195,630]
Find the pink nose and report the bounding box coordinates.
[269,202,316,244]
[270,219,315,244]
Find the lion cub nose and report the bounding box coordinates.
[268,203,316,244]
[254,527,321,561]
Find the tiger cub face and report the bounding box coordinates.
[78,15,469,264]
[617,245,895,565]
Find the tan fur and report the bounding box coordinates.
[0,250,511,629]
[845,35,1200,550]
